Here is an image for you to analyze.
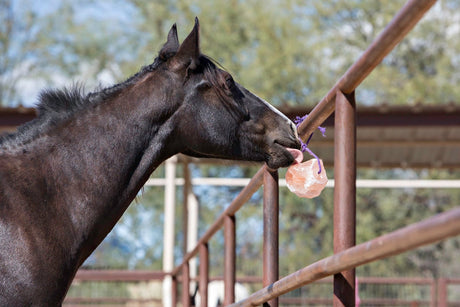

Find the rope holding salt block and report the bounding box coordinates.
[294,114,326,174]
[285,158,328,198]
[285,114,328,198]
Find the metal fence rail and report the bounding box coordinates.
[231,207,460,306]
[296,0,438,141]
[169,0,460,306]
[64,271,460,306]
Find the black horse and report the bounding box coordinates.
[0,18,300,305]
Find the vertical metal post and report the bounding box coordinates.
[163,156,177,307]
[171,276,177,307]
[182,161,190,306]
[181,262,191,307]
[199,243,209,307]
[263,168,279,307]
[333,90,356,307]
[437,278,447,307]
[183,158,199,298]
[187,182,199,288]
[430,278,436,307]
[224,214,236,305]
[182,160,190,258]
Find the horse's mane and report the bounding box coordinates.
[0,55,223,149]
[38,59,163,121]
[0,60,161,149]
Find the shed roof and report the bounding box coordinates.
[1,104,459,169]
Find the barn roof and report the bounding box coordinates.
[1,104,459,169]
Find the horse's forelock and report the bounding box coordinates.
[200,56,228,96]
[199,56,249,118]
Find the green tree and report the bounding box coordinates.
[119,0,460,109]
[0,0,50,106]
[128,0,324,107]
[4,0,460,106]
[308,0,460,105]
[0,0,145,106]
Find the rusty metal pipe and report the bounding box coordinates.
[333,91,356,306]
[430,278,436,307]
[229,206,460,306]
[297,0,437,141]
[437,278,448,307]
[182,262,190,307]
[199,243,209,307]
[224,215,236,304]
[263,168,279,307]
[171,167,264,277]
[171,276,177,307]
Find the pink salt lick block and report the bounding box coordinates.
[285,158,328,198]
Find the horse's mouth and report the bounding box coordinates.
[266,140,303,169]
[286,148,303,164]
[181,137,302,169]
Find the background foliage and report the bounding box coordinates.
[1,0,459,107]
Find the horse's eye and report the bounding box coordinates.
[225,76,234,89]
[196,80,212,91]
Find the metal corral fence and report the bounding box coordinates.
[63,271,460,306]
[63,270,165,306]
[166,0,460,306]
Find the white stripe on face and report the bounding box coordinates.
[252,93,299,139]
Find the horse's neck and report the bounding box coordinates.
[31,90,178,264]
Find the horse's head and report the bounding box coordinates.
[157,18,301,169]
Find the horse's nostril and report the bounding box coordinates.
[274,135,301,149]
[292,137,301,149]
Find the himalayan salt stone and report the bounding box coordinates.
[285,158,327,198]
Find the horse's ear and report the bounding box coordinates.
[171,17,200,71]
[159,23,179,60]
